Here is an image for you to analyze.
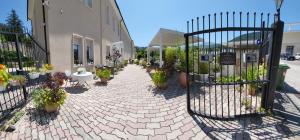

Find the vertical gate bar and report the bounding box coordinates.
[186,21,192,114]
[220,12,224,118]
[233,12,236,116]
[197,17,201,114]
[226,12,230,117]
[214,13,217,117]
[0,32,9,111]
[245,12,249,115]
[0,32,5,112]
[262,14,270,108]
[15,34,28,101]
[239,12,242,116]
[202,16,206,115]
[261,21,267,109]
[254,12,258,113]
[7,34,15,108]
[208,14,212,117]
[259,14,264,110]
[191,19,196,112]
[264,16,284,110]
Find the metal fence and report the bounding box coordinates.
[184,12,284,120]
[0,27,48,122]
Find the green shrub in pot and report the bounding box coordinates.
[152,69,167,89]
[31,74,67,112]
[96,68,111,83]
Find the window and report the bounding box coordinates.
[106,6,110,25]
[286,46,294,55]
[86,39,94,65]
[84,0,92,8]
[106,45,111,58]
[72,36,83,67]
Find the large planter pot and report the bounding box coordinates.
[0,85,6,92]
[100,78,109,83]
[179,72,187,88]
[44,103,59,113]
[146,67,152,73]
[247,86,257,96]
[200,74,209,81]
[29,72,40,79]
[157,82,167,90]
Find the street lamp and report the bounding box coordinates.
[274,0,284,20]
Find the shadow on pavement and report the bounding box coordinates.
[190,83,300,139]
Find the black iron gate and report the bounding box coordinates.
[0,27,48,121]
[184,12,284,119]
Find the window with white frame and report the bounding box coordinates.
[84,0,92,8]
[106,6,110,25]
[72,36,83,67]
[85,39,94,65]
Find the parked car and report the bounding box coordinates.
[281,53,296,61]
[295,53,300,60]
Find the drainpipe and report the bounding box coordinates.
[42,0,49,63]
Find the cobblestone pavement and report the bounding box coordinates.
[0,65,208,140]
[1,65,300,140]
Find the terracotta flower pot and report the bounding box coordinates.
[157,82,167,89]
[179,72,187,88]
[45,103,59,113]
[101,78,109,83]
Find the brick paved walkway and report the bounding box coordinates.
[0,65,208,140]
[1,65,300,140]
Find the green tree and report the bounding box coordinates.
[6,9,23,33]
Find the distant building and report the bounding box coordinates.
[27,0,134,72]
[281,31,300,55]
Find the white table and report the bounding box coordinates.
[72,72,93,88]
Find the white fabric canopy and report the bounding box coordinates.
[147,28,203,67]
[148,28,203,47]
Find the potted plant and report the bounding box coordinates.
[242,65,266,96]
[165,47,176,71]
[29,68,40,79]
[40,64,54,75]
[96,68,111,83]
[9,75,27,86]
[0,64,11,91]
[124,60,128,66]
[177,50,192,88]
[31,74,67,113]
[146,63,152,73]
[141,60,147,68]
[199,62,209,81]
[152,69,168,89]
[134,59,139,65]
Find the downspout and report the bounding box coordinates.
[42,0,49,63]
[100,0,103,65]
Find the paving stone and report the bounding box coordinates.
[4,65,296,139]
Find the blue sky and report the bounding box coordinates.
[0,0,299,47]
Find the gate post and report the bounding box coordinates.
[263,20,284,110]
[15,34,28,100]
[185,35,192,114]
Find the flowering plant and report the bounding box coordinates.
[32,72,68,109]
[43,64,53,71]
[0,64,11,87]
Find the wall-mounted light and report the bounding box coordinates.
[42,0,50,6]
[60,8,64,15]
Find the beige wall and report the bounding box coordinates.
[281,31,300,55]
[101,0,133,64]
[30,0,134,72]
